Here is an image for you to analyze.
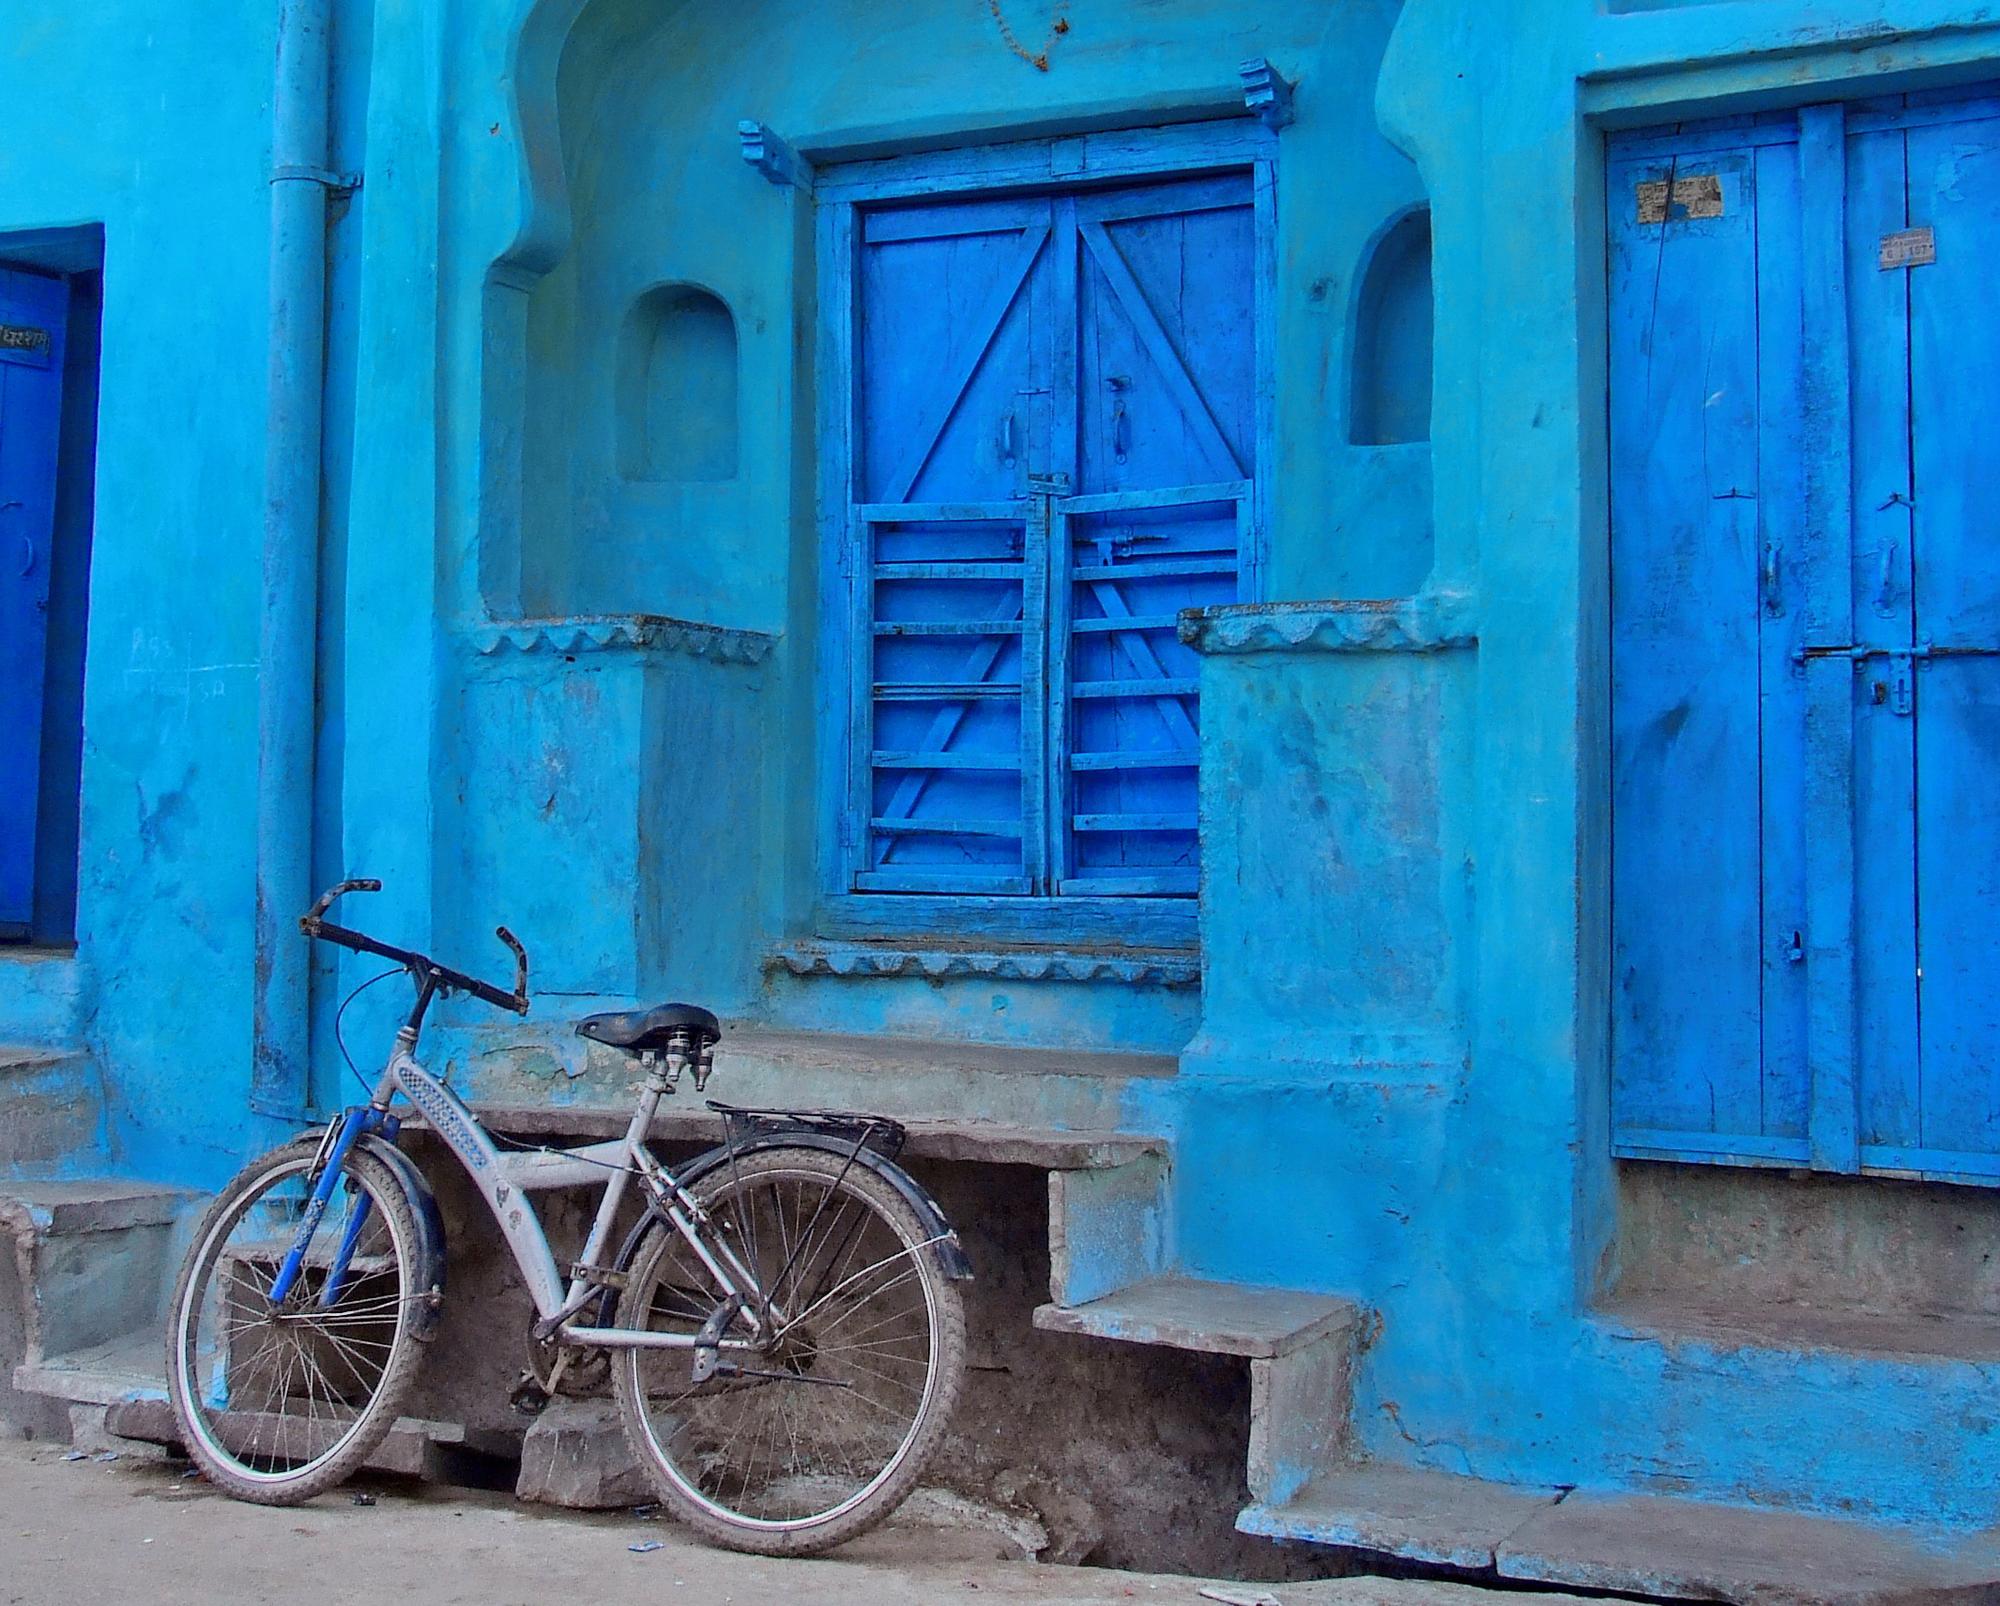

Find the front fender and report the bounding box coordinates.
[352,1134,449,1341]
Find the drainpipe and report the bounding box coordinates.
[251,0,333,1119]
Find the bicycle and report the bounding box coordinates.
[165,879,972,1555]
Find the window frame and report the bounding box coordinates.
[812,118,1277,950]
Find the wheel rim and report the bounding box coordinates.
[625,1162,945,1532]
[174,1156,413,1484]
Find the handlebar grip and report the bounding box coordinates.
[495,926,529,1002]
[304,878,382,924]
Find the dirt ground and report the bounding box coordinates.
[0,1438,1596,1606]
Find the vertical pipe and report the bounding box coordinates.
[252,0,333,1118]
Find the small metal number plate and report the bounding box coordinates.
[1637,174,1724,224]
[1878,227,1936,270]
[0,323,51,369]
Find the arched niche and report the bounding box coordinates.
[1349,208,1432,447]
[617,284,738,482]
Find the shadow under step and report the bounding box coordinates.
[1241,1465,2000,1606]
[1035,1276,1362,1506]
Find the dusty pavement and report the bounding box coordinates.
[0,1438,1601,1606]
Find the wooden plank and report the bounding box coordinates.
[854,501,1022,522]
[1606,142,1769,1148]
[1798,101,1861,1174]
[1845,122,1921,1159]
[1079,220,1245,480]
[1058,481,1248,515]
[1752,138,1812,1148]
[878,222,1050,504]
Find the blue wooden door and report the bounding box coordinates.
[848,173,1256,898]
[1611,86,2000,1185]
[0,267,68,939]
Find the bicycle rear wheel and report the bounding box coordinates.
[612,1145,966,1555]
[167,1141,427,1503]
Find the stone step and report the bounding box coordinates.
[1,1179,199,1364]
[1237,1463,1566,1570]
[1036,1277,1363,1508]
[107,1391,482,1480]
[0,1045,101,1175]
[450,1103,1166,1171]
[1032,1275,1355,1358]
[456,1024,1178,1136]
[1241,1467,2000,1606]
[13,1326,167,1408]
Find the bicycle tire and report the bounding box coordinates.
[612,1145,967,1555]
[166,1140,428,1503]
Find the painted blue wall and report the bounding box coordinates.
[7,0,2000,1541]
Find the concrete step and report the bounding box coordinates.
[452,1102,1166,1171]
[1601,1292,2000,1364]
[0,1045,101,1175]
[107,1392,486,1480]
[1237,1463,1566,1569]
[1240,1467,2000,1606]
[1,1178,200,1440]
[1032,1275,1355,1358]
[1036,1277,1363,1507]
[0,1180,197,1362]
[455,1024,1178,1136]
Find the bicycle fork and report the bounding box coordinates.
[268,1106,398,1308]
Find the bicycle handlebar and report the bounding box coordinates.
[300,880,530,1016]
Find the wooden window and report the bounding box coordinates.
[815,125,1274,944]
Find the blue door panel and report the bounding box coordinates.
[1907,115,2000,1163]
[1847,125,1923,1154]
[1609,147,1799,1151]
[0,266,69,937]
[1751,139,1812,1146]
[1612,85,2000,1185]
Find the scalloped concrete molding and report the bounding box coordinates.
[1177,590,1477,656]
[766,942,1201,990]
[469,614,776,664]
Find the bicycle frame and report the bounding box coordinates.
[274,1026,769,1355]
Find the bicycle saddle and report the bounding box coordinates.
[575,1002,721,1055]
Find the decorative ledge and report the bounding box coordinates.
[468,614,776,665]
[767,941,1200,991]
[1178,591,1476,657]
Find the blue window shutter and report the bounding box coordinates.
[1060,176,1252,895]
[853,198,1054,892]
[0,266,69,938]
[845,169,1259,905]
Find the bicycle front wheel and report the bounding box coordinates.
[166,1141,427,1503]
[613,1145,967,1555]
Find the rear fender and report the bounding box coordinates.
[601,1134,974,1325]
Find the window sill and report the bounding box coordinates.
[813,892,1197,951]
[767,940,1199,991]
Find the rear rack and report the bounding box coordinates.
[708,1101,908,1162]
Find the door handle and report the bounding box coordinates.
[18,535,31,578]
[1876,540,1897,612]
[999,413,1018,469]
[1763,540,1783,615]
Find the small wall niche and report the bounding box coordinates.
[617,284,738,482]
[1349,209,1433,447]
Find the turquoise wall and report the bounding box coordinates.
[7,0,2000,1541]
